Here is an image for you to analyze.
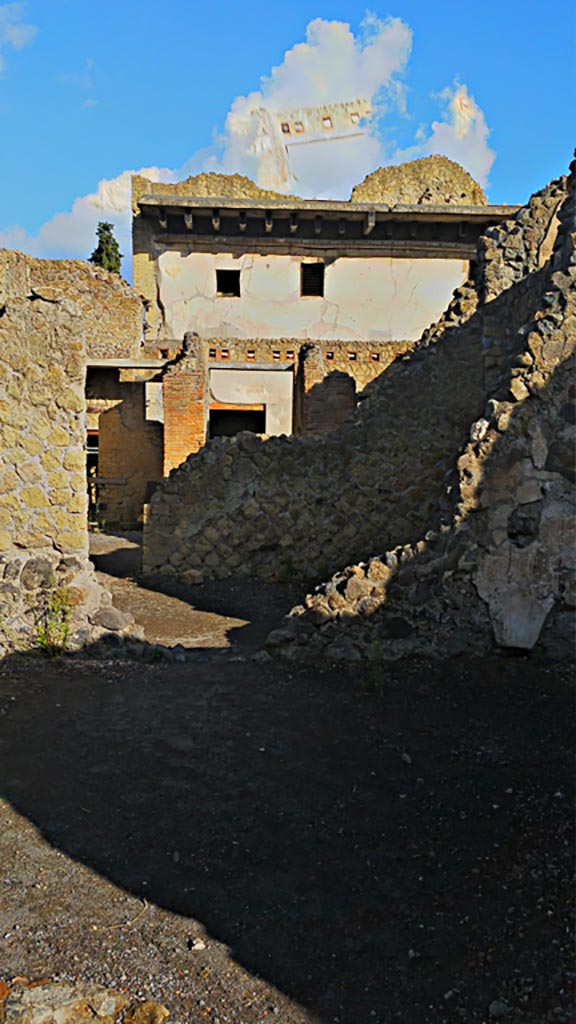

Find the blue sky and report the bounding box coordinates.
[0,0,574,274]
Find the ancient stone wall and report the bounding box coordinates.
[351,155,487,205]
[131,173,296,209]
[149,336,412,392]
[156,335,412,475]
[0,294,136,653]
[97,382,163,528]
[0,250,143,361]
[270,162,576,661]
[143,173,569,614]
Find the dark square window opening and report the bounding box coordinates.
[301,262,325,297]
[216,269,241,297]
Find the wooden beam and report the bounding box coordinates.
[314,214,323,235]
[157,233,478,259]
[184,210,193,230]
[239,211,247,232]
[290,212,299,234]
[265,211,273,234]
[212,209,221,231]
[159,208,168,230]
[363,210,376,235]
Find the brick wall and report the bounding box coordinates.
[162,339,209,474]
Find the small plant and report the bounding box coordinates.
[148,647,164,663]
[278,555,296,582]
[33,579,72,657]
[361,639,385,695]
[89,515,107,534]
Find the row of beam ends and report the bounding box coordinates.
[152,208,448,238]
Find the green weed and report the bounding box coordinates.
[361,640,385,695]
[33,579,72,657]
[278,556,296,582]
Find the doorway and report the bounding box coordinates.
[209,408,266,438]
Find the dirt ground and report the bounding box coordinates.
[88,531,303,653]
[0,535,573,1024]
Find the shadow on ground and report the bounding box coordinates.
[0,650,573,1023]
[89,531,304,651]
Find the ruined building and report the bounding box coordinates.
[0,154,573,658]
[142,159,575,658]
[88,156,516,525]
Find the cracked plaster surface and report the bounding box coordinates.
[155,251,468,341]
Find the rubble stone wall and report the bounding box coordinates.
[271,164,576,661]
[0,295,136,653]
[143,174,570,612]
[351,155,487,205]
[0,250,143,361]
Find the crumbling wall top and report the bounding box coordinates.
[0,249,143,360]
[131,172,298,213]
[132,157,487,209]
[350,155,487,206]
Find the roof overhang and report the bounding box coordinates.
[136,195,519,260]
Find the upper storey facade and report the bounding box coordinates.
[132,172,518,344]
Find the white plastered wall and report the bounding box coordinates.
[156,252,468,342]
[210,367,293,435]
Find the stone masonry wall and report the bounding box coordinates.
[270,160,576,661]
[351,155,487,205]
[0,294,136,653]
[158,335,413,475]
[143,172,569,596]
[97,382,163,528]
[0,250,143,360]
[150,336,413,394]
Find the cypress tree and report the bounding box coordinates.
[89,221,123,274]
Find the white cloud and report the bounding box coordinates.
[0,16,497,275]
[0,166,176,271]
[0,2,37,70]
[218,14,412,197]
[396,83,495,187]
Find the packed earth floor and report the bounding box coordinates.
[0,535,573,1024]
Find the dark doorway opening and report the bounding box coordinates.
[86,430,99,526]
[209,409,266,438]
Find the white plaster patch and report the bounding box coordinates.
[474,497,576,649]
[210,367,293,435]
[156,251,468,341]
